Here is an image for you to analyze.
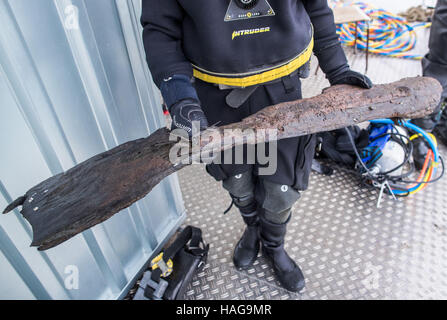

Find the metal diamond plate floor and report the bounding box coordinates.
[176,27,447,300]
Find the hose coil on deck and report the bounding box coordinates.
[331,1,431,60]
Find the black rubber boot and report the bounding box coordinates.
[233,211,260,270]
[433,103,447,146]
[412,137,431,170]
[259,215,305,292]
[412,104,443,170]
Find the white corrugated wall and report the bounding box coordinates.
[0,0,185,300]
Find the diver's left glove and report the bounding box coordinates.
[329,69,373,89]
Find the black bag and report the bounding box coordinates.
[316,126,369,167]
[136,226,209,300]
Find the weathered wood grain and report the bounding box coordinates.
[3,77,442,250]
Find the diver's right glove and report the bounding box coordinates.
[160,74,208,137]
[169,98,209,137]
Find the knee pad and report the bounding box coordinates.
[256,180,301,224]
[222,171,256,212]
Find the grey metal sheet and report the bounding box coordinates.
[175,27,447,300]
[177,149,447,300]
[0,0,185,300]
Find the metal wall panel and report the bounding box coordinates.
[0,0,185,300]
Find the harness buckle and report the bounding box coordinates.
[151,252,173,278]
[143,272,169,300]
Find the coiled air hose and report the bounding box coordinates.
[330,1,431,60]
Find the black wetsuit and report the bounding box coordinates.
[413,0,447,137]
[141,0,350,189]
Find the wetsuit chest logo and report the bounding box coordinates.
[224,0,275,22]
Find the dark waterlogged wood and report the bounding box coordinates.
[3,77,442,250]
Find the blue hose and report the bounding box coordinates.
[369,119,439,161]
[368,119,439,195]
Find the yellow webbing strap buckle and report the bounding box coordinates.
[151,252,173,278]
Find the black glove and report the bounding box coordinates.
[329,70,373,89]
[169,98,208,137]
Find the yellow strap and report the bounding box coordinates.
[193,37,314,87]
[151,252,173,277]
[410,132,438,147]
